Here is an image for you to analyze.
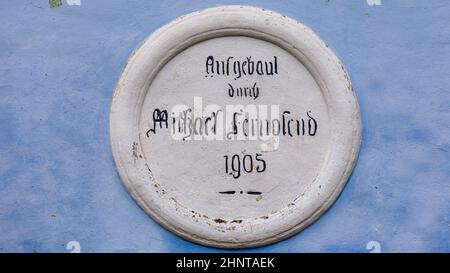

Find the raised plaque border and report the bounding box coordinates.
[110,5,362,248]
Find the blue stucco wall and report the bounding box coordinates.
[0,0,448,253]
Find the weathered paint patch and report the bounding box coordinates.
[48,0,62,8]
[260,136,280,152]
[367,0,381,6]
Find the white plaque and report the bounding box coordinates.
[110,6,361,248]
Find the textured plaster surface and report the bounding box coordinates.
[0,0,449,252]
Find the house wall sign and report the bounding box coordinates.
[110,6,361,248]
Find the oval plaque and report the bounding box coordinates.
[110,6,361,248]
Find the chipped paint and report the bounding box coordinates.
[260,136,280,152]
[48,0,62,8]
[367,0,381,6]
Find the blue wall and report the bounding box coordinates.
[0,0,448,252]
